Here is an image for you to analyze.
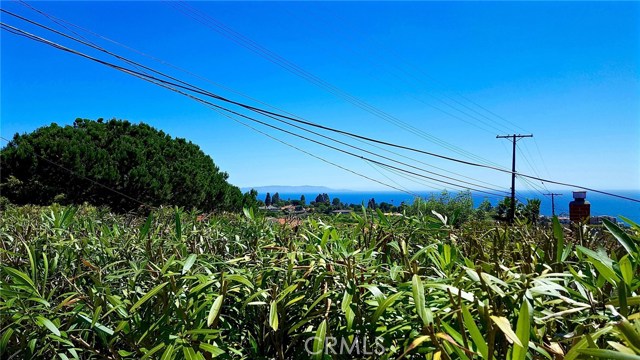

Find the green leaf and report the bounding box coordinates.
[160,343,174,360]
[603,218,638,258]
[577,349,640,360]
[303,291,332,318]
[130,282,168,313]
[182,346,198,360]
[490,316,522,347]
[620,216,640,231]
[77,314,114,336]
[461,302,488,359]
[36,316,61,337]
[620,255,634,287]
[617,319,640,351]
[361,284,385,304]
[182,254,197,274]
[412,274,430,326]
[512,300,531,360]
[398,335,431,360]
[565,326,613,360]
[243,207,254,221]
[199,343,225,357]
[276,283,299,302]
[313,319,327,360]
[4,267,38,294]
[577,246,620,285]
[372,291,404,323]
[553,216,565,263]
[207,295,224,327]
[174,210,182,240]
[225,274,254,289]
[22,241,36,291]
[285,295,305,308]
[0,328,14,355]
[619,280,629,317]
[140,342,165,360]
[139,213,153,240]
[341,289,353,313]
[269,301,279,331]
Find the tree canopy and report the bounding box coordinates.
[1,118,248,212]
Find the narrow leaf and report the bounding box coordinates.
[182,254,197,274]
[130,282,168,313]
[313,319,327,360]
[36,316,61,337]
[269,301,279,331]
[490,316,522,347]
[207,295,224,327]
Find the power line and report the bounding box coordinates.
[1,22,508,197]
[311,3,558,181]
[206,108,422,197]
[2,18,639,204]
[169,1,510,170]
[296,4,513,136]
[0,10,524,184]
[314,2,530,135]
[0,13,509,194]
[13,1,511,193]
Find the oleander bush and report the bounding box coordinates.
[1,204,639,359]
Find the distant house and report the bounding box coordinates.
[384,212,403,217]
[332,209,353,215]
[258,205,279,212]
[589,216,617,225]
[281,205,296,212]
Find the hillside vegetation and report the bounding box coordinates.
[1,204,639,359]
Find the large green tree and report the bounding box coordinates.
[1,118,247,212]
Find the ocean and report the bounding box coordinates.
[256,190,640,223]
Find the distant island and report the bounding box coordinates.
[241,185,353,193]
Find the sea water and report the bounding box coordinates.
[257,190,640,223]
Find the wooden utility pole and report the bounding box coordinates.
[544,193,562,217]
[496,134,533,223]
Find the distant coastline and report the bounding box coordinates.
[244,187,640,222]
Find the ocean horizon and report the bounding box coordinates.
[254,190,640,223]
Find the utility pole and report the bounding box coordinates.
[544,193,562,217]
[496,134,533,224]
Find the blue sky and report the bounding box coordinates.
[2,1,639,193]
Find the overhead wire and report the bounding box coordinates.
[0,10,510,194]
[517,143,549,192]
[169,1,511,170]
[290,3,511,135]
[314,2,527,135]
[2,16,639,203]
[0,22,510,197]
[13,1,512,193]
[312,3,557,179]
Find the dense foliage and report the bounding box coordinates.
[1,204,639,359]
[0,119,246,212]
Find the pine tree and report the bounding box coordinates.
[1,118,244,212]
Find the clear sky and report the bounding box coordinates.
[2,1,639,193]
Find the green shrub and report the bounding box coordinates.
[0,119,244,212]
